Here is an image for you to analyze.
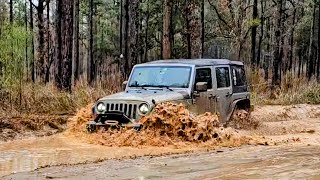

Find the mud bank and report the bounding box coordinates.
[0,115,69,142]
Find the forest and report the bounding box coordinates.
[0,0,320,114]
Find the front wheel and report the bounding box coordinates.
[86,121,97,133]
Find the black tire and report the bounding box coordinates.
[86,123,97,133]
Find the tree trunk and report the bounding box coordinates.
[30,2,35,82]
[185,0,202,59]
[37,2,46,82]
[138,16,143,64]
[162,0,172,59]
[120,0,123,55]
[45,0,51,83]
[55,0,74,91]
[143,3,150,63]
[88,0,95,85]
[317,4,320,80]
[251,0,258,68]
[272,0,283,88]
[25,0,29,81]
[308,4,316,80]
[201,0,205,58]
[257,0,264,69]
[170,0,175,58]
[288,8,296,73]
[9,0,13,23]
[264,12,271,81]
[123,0,129,78]
[55,0,62,89]
[72,0,80,85]
[256,8,265,68]
[128,0,139,71]
[298,50,302,78]
[279,14,285,83]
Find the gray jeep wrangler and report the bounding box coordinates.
[87,59,251,132]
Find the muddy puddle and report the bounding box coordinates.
[0,136,102,177]
[4,145,320,179]
[0,135,206,177]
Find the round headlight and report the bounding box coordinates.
[96,102,106,112]
[139,103,149,115]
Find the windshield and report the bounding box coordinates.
[128,66,192,88]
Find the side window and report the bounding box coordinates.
[232,66,246,86]
[216,67,230,88]
[195,68,213,89]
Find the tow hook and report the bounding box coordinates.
[105,120,119,126]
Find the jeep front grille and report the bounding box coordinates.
[106,103,138,119]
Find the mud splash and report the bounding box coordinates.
[227,109,261,130]
[66,103,252,147]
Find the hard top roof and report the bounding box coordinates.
[142,59,244,67]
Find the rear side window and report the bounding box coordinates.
[232,66,246,86]
[216,67,230,88]
[195,68,213,89]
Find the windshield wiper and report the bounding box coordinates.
[154,85,174,91]
[129,85,147,90]
[130,84,174,91]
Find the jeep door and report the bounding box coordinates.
[214,65,233,122]
[191,67,217,114]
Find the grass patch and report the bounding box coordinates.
[0,78,122,115]
[249,71,320,105]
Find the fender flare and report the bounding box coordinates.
[226,99,251,121]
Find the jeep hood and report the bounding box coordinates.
[99,90,187,104]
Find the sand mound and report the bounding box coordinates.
[67,103,251,147]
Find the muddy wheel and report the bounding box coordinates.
[86,122,97,133]
[133,124,143,131]
[226,108,260,130]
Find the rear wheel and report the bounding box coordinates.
[225,106,258,129]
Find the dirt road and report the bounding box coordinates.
[1,104,320,179]
[4,145,320,179]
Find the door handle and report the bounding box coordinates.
[226,92,232,97]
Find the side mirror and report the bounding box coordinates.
[195,82,208,92]
[122,81,128,90]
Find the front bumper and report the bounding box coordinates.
[86,111,142,133]
[94,111,135,125]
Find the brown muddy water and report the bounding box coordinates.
[0,135,200,177]
[3,145,320,179]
